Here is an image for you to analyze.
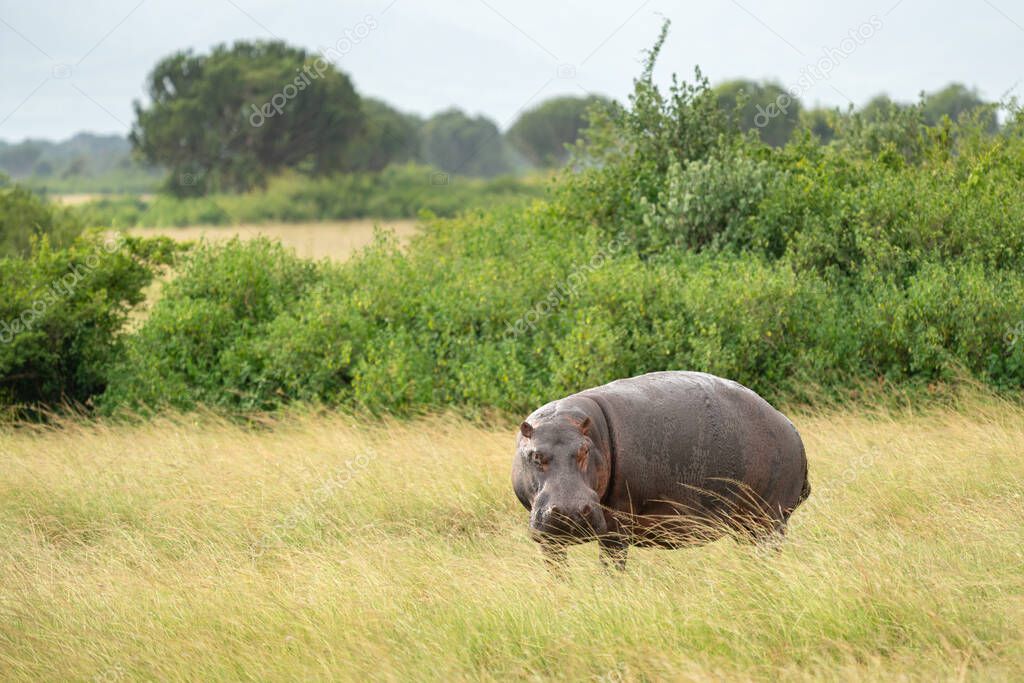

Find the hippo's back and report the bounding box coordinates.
[577,371,807,529]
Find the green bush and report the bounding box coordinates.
[854,263,1024,384]
[0,232,175,412]
[0,182,83,257]
[101,238,321,411]
[638,153,782,254]
[97,190,1024,416]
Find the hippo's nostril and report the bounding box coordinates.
[580,504,592,517]
[549,505,561,517]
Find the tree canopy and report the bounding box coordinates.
[713,79,802,147]
[506,95,609,167]
[922,83,997,131]
[420,109,513,177]
[131,41,363,195]
[799,108,838,144]
[339,98,422,172]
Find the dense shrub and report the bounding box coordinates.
[0,232,175,412]
[638,153,782,254]
[99,200,1024,415]
[0,181,83,257]
[101,239,322,411]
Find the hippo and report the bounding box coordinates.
[512,371,810,568]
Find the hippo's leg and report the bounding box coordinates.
[599,535,628,571]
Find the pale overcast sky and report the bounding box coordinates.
[1,0,1021,142]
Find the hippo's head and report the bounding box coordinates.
[513,413,611,543]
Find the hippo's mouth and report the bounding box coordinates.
[529,515,608,544]
[530,528,596,545]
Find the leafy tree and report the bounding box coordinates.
[799,107,839,144]
[714,79,802,147]
[507,95,610,167]
[561,21,737,242]
[420,109,513,177]
[861,94,907,121]
[923,83,997,131]
[131,41,364,196]
[340,98,422,172]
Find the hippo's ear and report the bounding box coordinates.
[578,416,593,436]
[519,421,534,439]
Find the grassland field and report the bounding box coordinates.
[0,393,1022,681]
[52,194,156,207]
[49,192,420,261]
[126,219,419,261]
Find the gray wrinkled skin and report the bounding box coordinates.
[512,371,810,569]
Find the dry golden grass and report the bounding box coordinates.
[52,193,158,207]
[1,396,1022,681]
[128,219,419,261]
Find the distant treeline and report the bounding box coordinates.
[1,38,1001,197]
[0,134,162,193]
[72,165,545,228]
[128,40,613,196]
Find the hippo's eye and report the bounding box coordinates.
[528,451,547,468]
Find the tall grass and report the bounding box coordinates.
[1,395,1022,680]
